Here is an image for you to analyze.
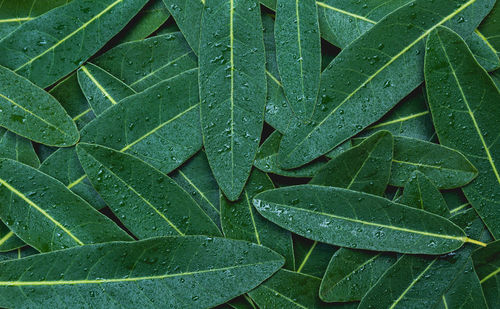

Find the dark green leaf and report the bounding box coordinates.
[221,169,294,269]
[425,26,500,237]
[162,0,204,54]
[0,236,284,308]
[0,66,79,147]
[473,239,500,309]
[0,222,24,253]
[477,1,500,57]
[199,0,266,200]
[0,128,39,168]
[400,171,450,217]
[253,185,475,254]
[293,235,336,278]
[0,0,149,87]
[277,0,493,169]
[0,158,131,252]
[77,143,221,238]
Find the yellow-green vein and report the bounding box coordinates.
[177,170,219,214]
[245,191,261,245]
[129,52,194,87]
[480,267,500,284]
[316,1,376,24]
[67,175,87,189]
[297,240,317,273]
[266,70,282,87]
[475,29,498,54]
[0,231,14,247]
[80,66,118,105]
[369,111,429,129]
[72,108,92,122]
[295,0,306,113]
[0,17,33,23]
[259,285,308,309]
[0,177,84,245]
[229,0,235,190]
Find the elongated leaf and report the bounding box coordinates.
[275,0,320,121]
[0,66,78,146]
[0,247,38,262]
[199,0,266,201]
[77,63,136,116]
[0,128,39,168]
[221,169,294,269]
[93,32,197,92]
[293,235,336,278]
[277,0,493,169]
[425,26,500,237]
[80,68,202,176]
[438,259,488,309]
[311,130,393,195]
[0,0,70,38]
[468,31,500,71]
[170,151,221,228]
[473,239,500,308]
[39,148,106,210]
[477,1,500,57]
[0,222,23,253]
[400,171,450,217]
[77,143,221,238]
[253,185,475,254]
[255,131,326,178]
[0,0,148,88]
[0,236,284,308]
[359,209,487,308]
[162,0,204,54]
[249,269,343,308]
[0,158,130,252]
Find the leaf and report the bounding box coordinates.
[359,209,487,308]
[277,0,493,169]
[477,1,500,57]
[473,239,500,308]
[425,26,500,238]
[0,158,131,252]
[319,249,396,302]
[248,269,343,308]
[253,185,479,254]
[170,151,221,228]
[93,32,197,92]
[221,169,294,270]
[0,128,39,168]
[0,66,79,147]
[0,0,149,88]
[255,131,327,178]
[311,130,393,195]
[0,247,38,262]
[400,171,451,217]
[275,0,321,121]
[0,222,24,253]
[438,258,488,309]
[80,68,202,175]
[293,235,336,278]
[76,143,221,238]
[468,31,500,71]
[77,63,136,116]
[162,0,204,54]
[39,148,107,210]
[0,0,69,38]
[0,236,284,308]
[199,0,267,201]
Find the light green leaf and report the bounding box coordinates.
[199,0,267,201]
[275,0,321,121]
[0,236,284,308]
[0,0,149,88]
[162,0,204,54]
[77,143,221,238]
[425,26,500,238]
[77,63,136,116]
[0,158,131,252]
[0,66,79,147]
[221,169,294,270]
[253,185,481,255]
[473,239,500,309]
[277,0,493,169]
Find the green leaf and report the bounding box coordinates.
[0,236,284,308]
[425,26,500,238]
[162,0,204,54]
[473,239,500,308]
[0,66,79,147]
[293,235,336,277]
[438,258,488,309]
[359,209,487,308]
[277,0,493,169]
[275,0,321,121]
[0,128,39,168]
[468,31,500,71]
[199,0,267,201]
[0,0,69,38]
[0,247,38,262]
[170,151,221,228]
[80,68,202,175]
[319,249,396,302]
[0,0,149,88]
[249,269,342,308]
[311,130,393,195]
[76,143,221,238]
[221,169,294,270]
[77,63,136,116]
[253,185,476,254]
[0,222,24,253]
[93,32,197,92]
[255,131,327,178]
[400,171,451,217]
[477,1,500,57]
[0,158,131,252]
[39,148,107,210]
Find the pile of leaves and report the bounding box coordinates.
[0,0,499,308]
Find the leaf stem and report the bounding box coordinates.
[464,237,487,247]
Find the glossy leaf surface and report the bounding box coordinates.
[473,239,500,309]
[162,0,204,54]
